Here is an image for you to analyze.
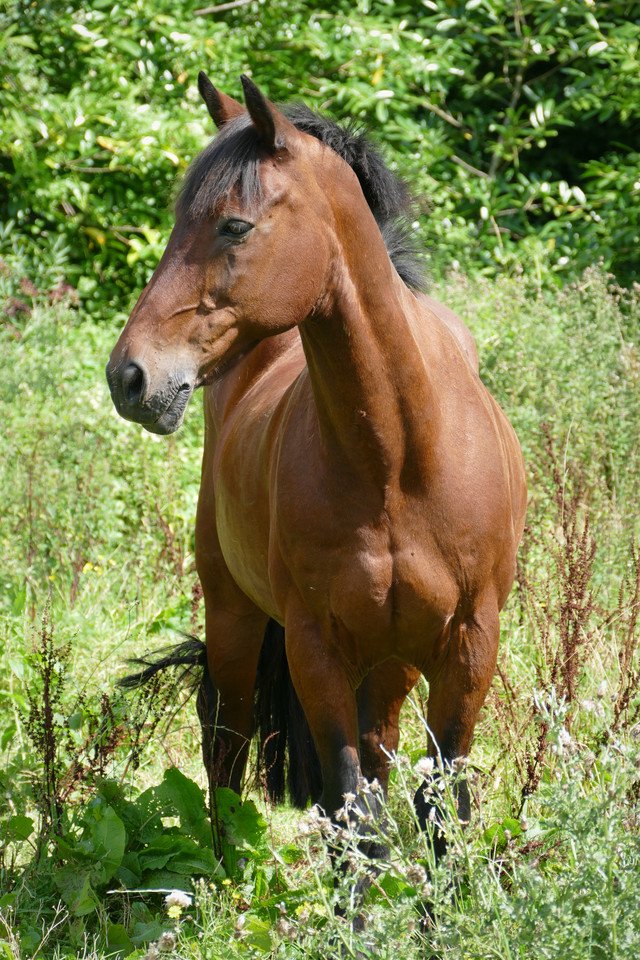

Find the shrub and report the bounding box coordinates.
[1,0,638,321]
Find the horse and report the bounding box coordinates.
[106,73,527,857]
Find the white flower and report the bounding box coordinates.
[406,863,428,887]
[357,776,371,794]
[553,727,573,755]
[164,890,192,910]
[298,805,333,837]
[157,931,177,953]
[597,680,608,699]
[275,917,296,940]
[414,756,435,778]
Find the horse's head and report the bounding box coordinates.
[106,74,347,434]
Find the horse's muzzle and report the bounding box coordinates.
[105,357,194,435]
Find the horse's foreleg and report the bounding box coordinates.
[357,660,421,793]
[283,605,361,820]
[199,605,268,795]
[355,661,420,860]
[415,605,500,857]
[285,605,385,932]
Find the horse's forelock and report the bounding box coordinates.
[175,116,263,222]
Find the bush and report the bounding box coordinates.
[1,0,638,321]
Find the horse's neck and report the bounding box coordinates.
[299,267,436,490]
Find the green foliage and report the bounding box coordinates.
[3,765,278,952]
[1,0,638,321]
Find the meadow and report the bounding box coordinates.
[2,0,640,956]
[1,251,639,958]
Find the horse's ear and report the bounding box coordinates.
[198,71,245,129]
[240,75,294,151]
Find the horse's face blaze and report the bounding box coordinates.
[106,95,335,434]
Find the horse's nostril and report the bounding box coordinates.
[121,361,147,405]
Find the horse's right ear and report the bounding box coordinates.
[197,71,245,129]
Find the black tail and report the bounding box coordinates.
[255,620,322,809]
[119,623,322,809]
[118,634,207,691]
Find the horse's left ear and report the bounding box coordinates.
[240,75,295,151]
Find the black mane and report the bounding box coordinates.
[176,103,424,290]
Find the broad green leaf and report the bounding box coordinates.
[239,915,272,953]
[213,788,267,852]
[105,922,134,957]
[143,767,208,834]
[88,802,126,881]
[54,866,99,916]
[4,814,34,842]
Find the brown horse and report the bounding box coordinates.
[107,74,527,851]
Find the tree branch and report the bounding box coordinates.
[194,0,253,15]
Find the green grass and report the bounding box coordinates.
[1,256,639,958]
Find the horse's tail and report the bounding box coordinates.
[255,619,322,809]
[119,634,207,691]
[119,622,321,809]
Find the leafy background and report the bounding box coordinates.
[1,0,639,316]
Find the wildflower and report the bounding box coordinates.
[164,890,192,919]
[157,931,177,953]
[342,791,356,805]
[299,805,333,837]
[143,947,159,960]
[275,917,296,941]
[357,775,371,794]
[414,756,435,778]
[597,680,608,699]
[235,915,247,939]
[165,890,192,909]
[406,863,428,887]
[553,726,573,755]
[421,882,434,899]
[369,778,382,794]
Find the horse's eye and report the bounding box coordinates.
[220,219,253,239]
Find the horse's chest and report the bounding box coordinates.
[305,539,459,667]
